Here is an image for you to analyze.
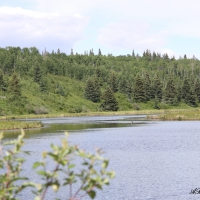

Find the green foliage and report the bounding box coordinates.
[153,74,162,101]
[101,87,118,111]
[8,73,21,102]
[133,74,146,103]
[0,70,6,93]
[194,78,200,102]
[144,72,154,101]
[164,76,177,105]
[0,131,115,200]
[109,72,118,93]
[1,46,200,114]
[85,77,101,103]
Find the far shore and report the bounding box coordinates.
[0,109,186,120]
[0,108,200,131]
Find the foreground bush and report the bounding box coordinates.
[0,130,115,200]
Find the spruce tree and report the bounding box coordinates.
[194,78,200,102]
[85,78,101,103]
[34,65,42,84]
[182,79,191,103]
[132,50,135,57]
[94,77,101,102]
[101,87,118,111]
[98,49,102,56]
[8,73,21,102]
[187,88,197,107]
[133,74,146,102]
[109,72,118,93]
[144,73,154,101]
[40,79,47,93]
[165,76,177,105]
[0,70,6,92]
[153,74,162,101]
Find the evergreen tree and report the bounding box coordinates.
[182,79,191,103]
[85,78,100,102]
[34,65,42,84]
[8,73,21,101]
[109,72,118,92]
[132,50,135,57]
[101,87,118,111]
[144,73,153,100]
[187,88,197,107]
[119,78,127,94]
[40,79,47,93]
[165,76,177,105]
[133,74,146,102]
[152,51,157,61]
[0,70,6,92]
[153,74,162,101]
[98,49,102,56]
[194,78,200,102]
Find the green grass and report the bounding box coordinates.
[0,121,43,130]
[147,108,200,120]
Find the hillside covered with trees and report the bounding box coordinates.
[0,46,200,115]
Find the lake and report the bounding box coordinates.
[4,115,200,200]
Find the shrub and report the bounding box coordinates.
[0,130,115,200]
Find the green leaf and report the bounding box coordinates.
[68,164,76,169]
[37,170,46,176]
[88,190,96,199]
[33,162,44,169]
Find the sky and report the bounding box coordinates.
[0,0,200,58]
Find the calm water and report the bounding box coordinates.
[5,115,200,200]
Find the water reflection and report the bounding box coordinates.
[4,115,148,138]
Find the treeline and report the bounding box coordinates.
[0,46,200,114]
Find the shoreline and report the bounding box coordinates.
[0,108,200,131]
[0,109,188,120]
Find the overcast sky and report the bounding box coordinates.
[0,0,200,58]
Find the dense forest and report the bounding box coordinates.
[0,46,200,115]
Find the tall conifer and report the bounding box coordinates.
[133,74,146,102]
[101,87,118,111]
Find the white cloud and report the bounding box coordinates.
[97,20,167,52]
[0,6,88,52]
[32,0,200,55]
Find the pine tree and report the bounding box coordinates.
[109,72,118,92]
[34,65,42,84]
[182,79,190,103]
[85,78,101,103]
[132,50,135,57]
[0,70,6,92]
[133,74,146,102]
[8,73,21,101]
[187,88,197,107]
[98,49,102,56]
[165,76,177,105]
[144,73,153,101]
[94,77,101,102]
[194,78,200,102]
[40,79,47,93]
[153,74,162,101]
[101,87,118,111]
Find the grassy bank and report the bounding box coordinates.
[0,121,43,131]
[147,109,200,120]
[1,108,200,129]
[0,109,168,120]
